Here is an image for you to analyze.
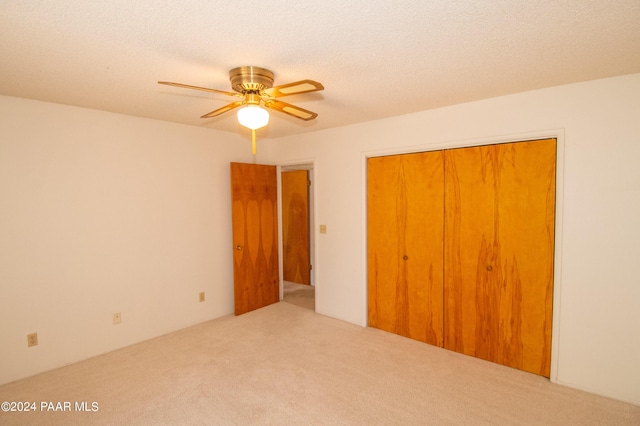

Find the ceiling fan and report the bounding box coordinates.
[158,66,324,153]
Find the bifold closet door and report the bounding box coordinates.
[443,139,556,377]
[367,151,445,346]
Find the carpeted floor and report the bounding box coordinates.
[283,280,315,310]
[0,302,638,425]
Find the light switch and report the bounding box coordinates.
[319,224,327,234]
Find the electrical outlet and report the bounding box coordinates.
[113,312,122,325]
[199,292,205,302]
[27,332,38,347]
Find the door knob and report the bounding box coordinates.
[235,245,242,251]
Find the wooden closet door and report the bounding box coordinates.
[368,151,444,346]
[444,139,556,377]
[282,170,310,285]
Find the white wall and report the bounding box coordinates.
[0,95,253,385]
[2,74,639,406]
[264,73,640,405]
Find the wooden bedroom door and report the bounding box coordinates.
[282,170,311,285]
[230,162,279,315]
[367,151,445,346]
[443,139,556,377]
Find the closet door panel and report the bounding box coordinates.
[444,139,556,377]
[368,151,444,346]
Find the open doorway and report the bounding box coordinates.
[281,164,315,311]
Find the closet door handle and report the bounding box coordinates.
[235,245,243,251]
[486,265,493,271]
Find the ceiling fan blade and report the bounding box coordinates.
[200,101,245,118]
[263,99,318,121]
[263,80,324,98]
[158,81,241,97]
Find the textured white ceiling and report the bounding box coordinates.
[1,1,639,139]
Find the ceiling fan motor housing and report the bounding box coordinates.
[229,66,274,93]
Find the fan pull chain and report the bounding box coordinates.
[252,129,257,155]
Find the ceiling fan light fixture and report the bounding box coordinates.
[237,105,269,130]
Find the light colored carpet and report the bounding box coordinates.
[283,281,315,310]
[0,302,638,425]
